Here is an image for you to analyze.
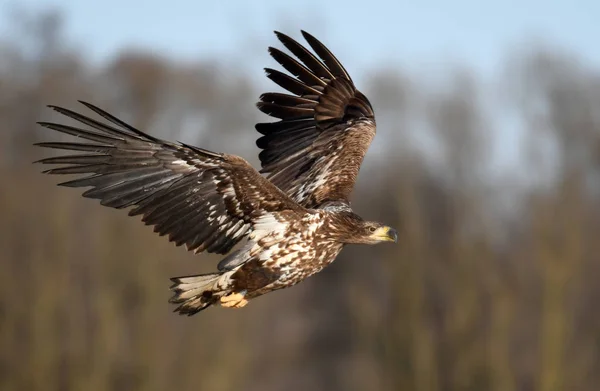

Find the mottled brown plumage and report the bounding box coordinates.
[34,31,396,316]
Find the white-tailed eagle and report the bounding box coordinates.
[35,31,397,315]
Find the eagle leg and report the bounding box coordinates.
[220,291,248,308]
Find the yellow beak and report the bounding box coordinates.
[371,226,398,243]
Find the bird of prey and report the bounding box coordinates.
[35,31,397,315]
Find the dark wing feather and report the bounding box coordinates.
[256,31,376,209]
[36,101,304,255]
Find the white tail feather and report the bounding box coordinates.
[169,271,233,316]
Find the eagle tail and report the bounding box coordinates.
[169,272,231,316]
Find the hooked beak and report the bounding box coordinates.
[372,226,398,243]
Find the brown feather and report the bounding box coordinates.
[256,31,377,208]
[36,102,305,255]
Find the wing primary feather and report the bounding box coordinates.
[264,68,321,96]
[274,31,334,80]
[37,122,123,144]
[258,134,318,166]
[35,154,110,165]
[83,171,182,203]
[259,93,317,108]
[256,125,317,148]
[256,102,314,119]
[300,30,353,82]
[59,167,166,188]
[47,105,141,141]
[77,100,161,142]
[42,164,110,175]
[255,118,314,136]
[268,47,326,87]
[34,142,113,153]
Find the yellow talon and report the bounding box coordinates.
[220,292,248,308]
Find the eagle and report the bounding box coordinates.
[35,31,397,315]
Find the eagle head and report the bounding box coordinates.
[359,221,398,244]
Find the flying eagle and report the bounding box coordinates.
[35,31,397,315]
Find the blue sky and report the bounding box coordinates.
[2,0,599,177]
[4,0,599,78]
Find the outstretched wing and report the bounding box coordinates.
[36,101,304,255]
[256,30,376,209]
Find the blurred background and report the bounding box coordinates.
[1,0,600,390]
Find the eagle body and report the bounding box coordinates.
[35,31,397,316]
[226,210,346,298]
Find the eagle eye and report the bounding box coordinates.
[368,226,376,233]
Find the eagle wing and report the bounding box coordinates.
[256,31,376,209]
[36,101,304,255]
